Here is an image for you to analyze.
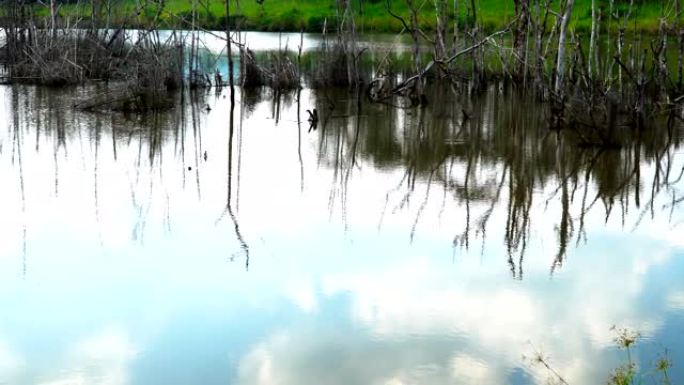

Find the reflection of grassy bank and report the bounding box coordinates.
[49,0,675,34]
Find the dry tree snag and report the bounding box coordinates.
[550,0,575,125]
[513,0,530,82]
[433,0,448,62]
[331,0,360,87]
[385,0,435,103]
[554,0,574,96]
[368,29,508,104]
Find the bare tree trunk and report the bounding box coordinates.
[347,0,359,85]
[617,26,624,93]
[533,0,547,90]
[453,0,459,54]
[225,0,235,92]
[190,0,198,86]
[407,0,424,98]
[408,0,421,70]
[50,0,57,39]
[604,0,614,85]
[468,0,482,89]
[91,0,97,31]
[105,0,112,33]
[513,0,530,81]
[338,0,359,86]
[554,0,574,95]
[677,0,683,90]
[434,0,448,60]
[616,0,634,94]
[588,0,597,79]
[656,9,669,99]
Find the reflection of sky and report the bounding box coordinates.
[0,84,683,385]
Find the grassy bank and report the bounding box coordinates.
[48,0,677,34]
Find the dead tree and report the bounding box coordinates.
[434,0,448,61]
[512,0,530,82]
[386,0,427,103]
[554,0,575,97]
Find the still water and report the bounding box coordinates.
[0,80,683,385]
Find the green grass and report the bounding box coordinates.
[50,0,680,34]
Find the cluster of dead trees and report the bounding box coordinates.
[2,0,684,125]
[0,0,226,110]
[285,0,674,137]
[361,0,684,133]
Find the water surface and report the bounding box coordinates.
[0,79,683,385]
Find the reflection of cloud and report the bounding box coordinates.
[322,256,540,344]
[450,354,492,383]
[632,247,672,276]
[237,328,465,385]
[667,291,684,310]
[238,335,283,385]
[38,327,136,385]
[38,375,88,385]
[0,338,24,381]
[75,327,137,362]
[285,278,318,313]
[238,237,679,385]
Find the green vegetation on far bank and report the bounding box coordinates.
[48,0,680,35]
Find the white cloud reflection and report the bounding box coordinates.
[450,354,492,383]
[37,327,136,385]
[237,230,681,385]
[0,338,24,383]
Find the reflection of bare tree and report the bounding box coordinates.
[317,83,684,277]
[93,114,104,247]
[312,88,365,232]
[5,84,262,275]
[217,85,250,270]
[10,87,27,276]
[297,88,305,192]
[551,133,572,275]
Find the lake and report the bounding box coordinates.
[1,33,684,385]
